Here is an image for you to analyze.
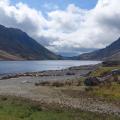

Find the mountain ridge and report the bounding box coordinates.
[0,24,61,60]
[71,37,120,61]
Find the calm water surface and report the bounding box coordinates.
[0,60,101,74]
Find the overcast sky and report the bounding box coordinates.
[0,0,120,56]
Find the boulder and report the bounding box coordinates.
[84,77,101,86]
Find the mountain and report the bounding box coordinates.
[0,25,61,60]
[73,37,120,60]
[0,50,23,60]
[105,51,120,61]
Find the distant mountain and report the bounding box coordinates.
[0,25,61,60]
[72,37,120,60]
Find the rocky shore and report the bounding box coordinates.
[0,64,119,117]
[0,64,99,80]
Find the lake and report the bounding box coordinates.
[0,60,101,74]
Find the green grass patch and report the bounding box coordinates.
[86,82,120,101]
[90,66,120,77]
[0,95,119,120]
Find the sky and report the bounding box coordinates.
[0,0,120,56]
[11,0,98,11]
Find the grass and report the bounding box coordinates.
[90,66,120,77]
[87,66,120,101]
[0,95,119,120]
[35,77,85,87]
[86,82,120,101]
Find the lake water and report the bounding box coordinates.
[0,60,101,74]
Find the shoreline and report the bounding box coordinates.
[0,64,100,80]
[0,60,101,76]
[0,63,119,117]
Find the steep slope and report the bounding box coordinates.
[75,37,120,60]
[0,50,23,60]
[0,25,60,60]
[105,51,120,61]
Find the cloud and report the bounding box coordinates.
[43,3,59,11]
[0,0,47,37]
[0,0,120,56]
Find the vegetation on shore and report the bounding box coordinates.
[0,95,119,120]
[35,66,120,102]
[35,77,84,87]
[85,82,120,101]
[90,66,120,77]
[83,65,120,102]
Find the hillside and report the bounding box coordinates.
[0,50,24,60]
[74,37,120,60]
[0,25,60,60]
[105,51,120,61]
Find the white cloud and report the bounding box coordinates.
[43,3,59,11]
[0,0,120,56]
